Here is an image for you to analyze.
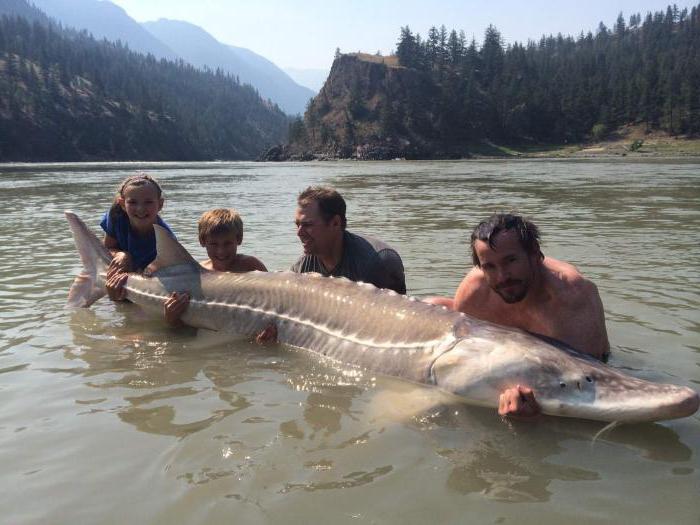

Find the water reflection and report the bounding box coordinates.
[66,304,377,445]
[381,386,694,503]
[438,406,685,504]
[445,443,599,503]
[67,306,257,437]
[281,465,394,493]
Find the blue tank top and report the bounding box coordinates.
[100,211,175,272]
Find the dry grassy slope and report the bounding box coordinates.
[573,125,700,157]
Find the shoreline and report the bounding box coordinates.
[260,125,700,162]
[2,138,700,165]
[2,154,700,166]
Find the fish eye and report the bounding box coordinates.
[586,376,593,383]
[560,382,566,388]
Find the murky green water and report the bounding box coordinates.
[1,160,698,524]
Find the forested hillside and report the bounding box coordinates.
[279,4,699,159]
[394,4,699,143]
[0,14,289,161]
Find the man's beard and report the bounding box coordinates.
[494,279,529,303]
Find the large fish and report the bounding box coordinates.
[65,211,699,423]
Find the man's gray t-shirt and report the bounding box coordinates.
[291,231,406,294]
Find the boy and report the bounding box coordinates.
[164,208,267,325]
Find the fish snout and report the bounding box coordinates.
[671,387,700,419]
[591,373,700,422]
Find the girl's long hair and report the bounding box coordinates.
[109,174,163,222]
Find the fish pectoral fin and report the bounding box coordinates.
[191,329,247,350]
[368,380,453,422]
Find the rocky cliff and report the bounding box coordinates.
[264,53,470,160]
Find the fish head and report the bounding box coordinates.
[433,335,699,423]
[527,357,699,423]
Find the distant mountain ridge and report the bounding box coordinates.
[142,19,314,114]
[30,0,179,60]
[0,6,289,161]
[26,0,314,114]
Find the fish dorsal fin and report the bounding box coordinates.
[147,224,200,274]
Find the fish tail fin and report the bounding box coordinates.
[65,210,112,307]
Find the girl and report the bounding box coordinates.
[101,173,174,300]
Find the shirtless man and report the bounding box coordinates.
[429,213,610,418]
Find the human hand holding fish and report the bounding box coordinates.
[499,385,541,418]
[108,251,132,274]
[164,291,190,327]
[255,323,278,345]
[105,271,128,301]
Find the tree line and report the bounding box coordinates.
[0,13,289,161]
[393,3,699,144]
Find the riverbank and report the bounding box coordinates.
[473,126,700,159]
[260,126,700,162]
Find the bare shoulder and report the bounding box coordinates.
[544,257,600,304]
[544,258,609,358]
[200,259,214,270]
[235,254,268,272]
[454,267,491,313]
[544,256,582,280]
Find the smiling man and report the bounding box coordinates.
[291,186,406,294]
[255,186,405,345]
[429,213,610,418]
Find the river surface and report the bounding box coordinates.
[0,160,698,524]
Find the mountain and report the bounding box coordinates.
[26,0,315,115]
[30,0,179,60]
[283,67,329,93]
[142,19,314,115]
[0,12,288,161]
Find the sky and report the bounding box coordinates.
[109,0,696,70]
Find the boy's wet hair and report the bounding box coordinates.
[298,186,347,230]
[470,213,543,267]
[109,173,163,221]
[198,208,243,245]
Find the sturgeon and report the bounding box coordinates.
[65,211,699,423]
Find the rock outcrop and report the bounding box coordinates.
[266,53,472,161]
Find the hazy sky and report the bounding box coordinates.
[109,0,695,70]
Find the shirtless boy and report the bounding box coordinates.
[164,208,266,325]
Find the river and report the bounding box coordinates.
[0,159,698,524]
